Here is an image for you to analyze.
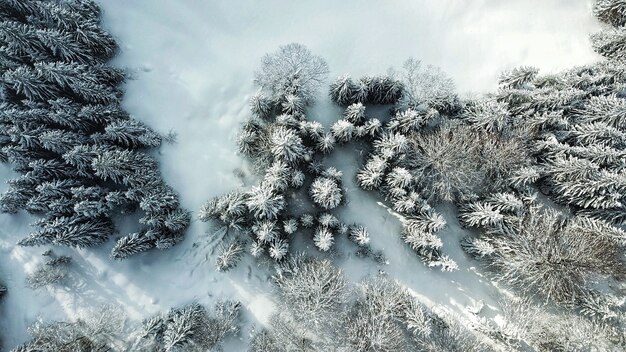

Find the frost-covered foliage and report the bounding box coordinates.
[201,45,369,268]
[595,0,626,27]
[13,305,127,352]
[248,314,316,352]
[346,278,491,352]
[474,296,625,351]
[135,301,240,352]
[0,0,189,258]
[461,195,626,306]
[336,61,530,270]
[453,5,626,347]
[273,256,347,332]
[461,192,626,346]
[492,6,626,225]
[256,258,487,351]
[14,301,241,352]
[25,250,72,289]
[397,58,461,114]
[591,28,626,61]
[216,239,245,272]
[309,176,342,209]
[255,43,329,104]
[329,74,403,106]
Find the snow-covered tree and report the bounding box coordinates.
[356,154,387,190]
[281,94,304,116]
[591,28,626,61]
[398,58,460,113]
[273,256,346,330]
[344,103,366,124]
[268,238,289,260]
[595,0,626,27]
[254,43,329,103]
[344,278,414,352]
[313,226,334,251]
[253,220,279,243]
[330,119,354,143]
[499,66,539,89]
[216,240,245,272]
[14,305,126,352]
[246,185,285,220]
[138,301,240,352]
[348,225,370,246]
[25,250,72,289]
[0,0,188,259]
[269,126,307,163]
[249,92,274,119]
[463,201,626,306]
[309,176,343,210]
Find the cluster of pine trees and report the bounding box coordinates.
[454,1,626,349]
[328,60,530,271]
[13,300,240,351]
[483,0,626,227]
[200,43,372,270]
[0,0,189,259]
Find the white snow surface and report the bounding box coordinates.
[0,0,602,349]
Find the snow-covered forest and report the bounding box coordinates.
[0,0,625,351]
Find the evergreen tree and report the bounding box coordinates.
[0,0,188,258]
[246,185,285,220]
[216,240,245,272]
[348,225,370,246]
[269,126,307,163]
[595,0,626,27]
[26,250,72,289]
[591,28,626,61]
[499,66,539,89]
[330,119,354,143]
[329,74,359,105]
[313,226,334,251]
[309,176,342,210]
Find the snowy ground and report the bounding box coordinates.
[0,0,602,349]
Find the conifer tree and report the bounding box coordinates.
[0,0,189,258]
[595,0,626,27]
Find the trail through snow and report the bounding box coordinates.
[0,0,602,349]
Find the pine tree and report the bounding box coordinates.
[348,225,370,246]
[281,94,304,116]
[249,92,274,119]
[269,126,307,163]
[269,239,289,260]
[110,231,155,260]
[591,28,626,61]
[330,119,354,143]
[356,154,387,190]
[253,220,279,243]
[329,74,359,105]
[595,0,626,27]
[313,226,334,251]
[499,66,539,89]
[0,1,185,259]
[26,250,72,289]
[344,103,366,124]
[459,202,504,228]
[94,119,161,148]
[309,176,343,210]
[216,240,245,272]
[246,185,285,220]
